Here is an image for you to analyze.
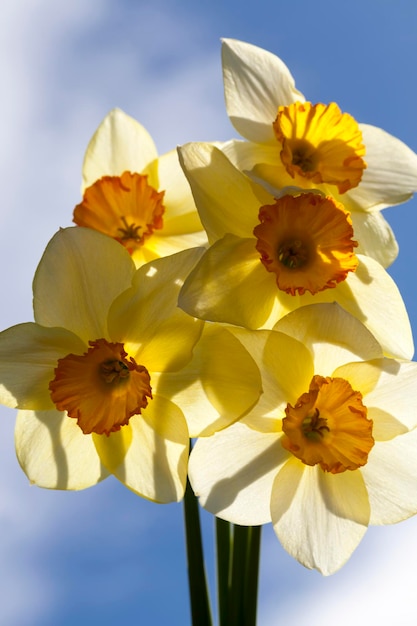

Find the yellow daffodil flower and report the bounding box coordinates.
[177,142,413,360]
[0,228,260,501]
[220,38,417,267]
[73,108,206,266]
[188,303,417,575]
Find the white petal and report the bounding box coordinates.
[189,422,286,525]
[271,461,370,575]
[15,409,109,490]
[222,39,304,143]
[351,210,398,268]
[94,396,188,503]
[347,124,417,209]
[336,255,413,360]
[362,429,417,524]
[81,108,159,191]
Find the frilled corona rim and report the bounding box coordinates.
[49,338,152,436]
[253,192,358,295]
[73,171,165,254]
[273,101,366,194]
[281,375,374,474]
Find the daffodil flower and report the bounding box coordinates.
[188,303,417,575]
[73,108,206,266]
[220,38,417,267]
[177,142,413,360]
[0,228,260,501]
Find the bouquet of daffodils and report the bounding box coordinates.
[1,39,417,626]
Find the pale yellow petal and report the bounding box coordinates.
[154,325,263,437]
[109,248,204,372]
[189,422,286,524]
[222,38,305,143]
[95,396,188,503]
[362,429,417,524]
[347,124,417,210]
[157,149,203,234]
[178,143,271,243]
[351,210,398,268]
[271,460,369,575]
[0,323,86,409]
[335,360,417,435]
[335,255,413,359]
[15,409,109,490]
[34,228,135,344]
[82,108,159,191]
[274,302,383,375]
[228,327,313,432]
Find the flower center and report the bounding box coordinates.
[273,102,366,193]
[73,171,165,254]
[281,375,374,474]
[49,338,152,436]
[253,192,358,295]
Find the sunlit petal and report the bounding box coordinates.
[154,325,262,437]
[222,38,304,143]
[95,396,188,503]
[33,227,135,344]
[15,409,109,490]
[82,108,159,191]
[0,323,86,409]
[271,460,369,575]
[189,422,286,524]
[109,248,204,371]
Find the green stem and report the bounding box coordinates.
[228,524,262,626]
[216,517,231,626]
[183,475,212,626]
[243,525,262,626]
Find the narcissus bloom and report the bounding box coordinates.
[0,228,260,501]
[177,142,413,360]
[221,38,417,267]
[73,108,206,266]
[189,304,417,575]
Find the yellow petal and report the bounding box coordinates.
[274,302,383,375]
[82,108,158,191]
[154,325,263,437]
[33,227,135,344]
[178,142,271,243]
[157,149,203,235]
[15,409,109,490]
[109,248,204,372]
[228,327,314,432]
[179,234,277,329]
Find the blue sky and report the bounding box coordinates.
[1,1,417,624]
